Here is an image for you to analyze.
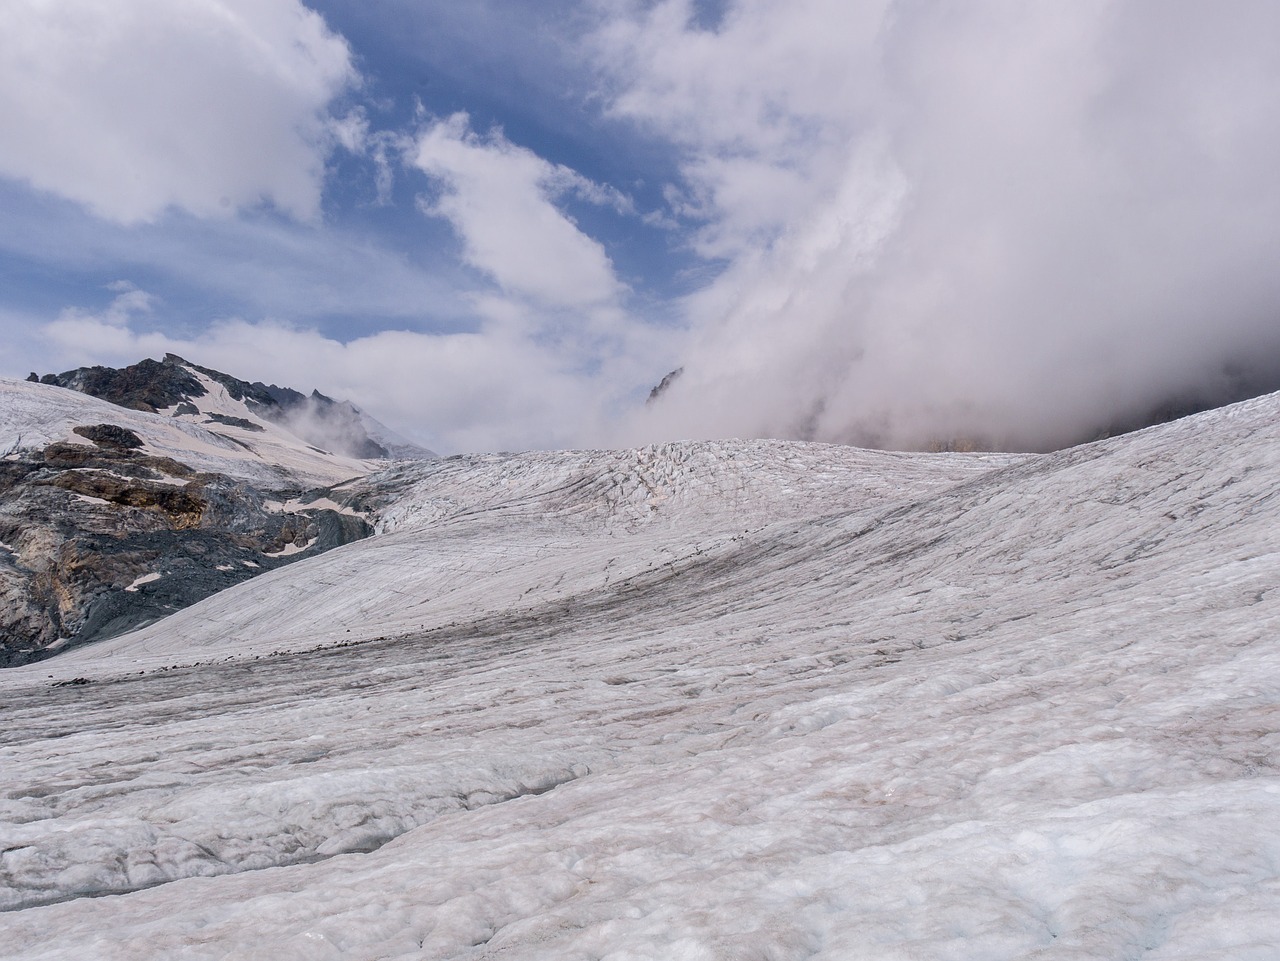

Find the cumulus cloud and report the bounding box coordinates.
[43,282,163,358]
[602,0,1280,450]
[410,114,625,309]
[0,0,358,223]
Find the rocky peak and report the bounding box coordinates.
[36,357,206,413]
[30,355,435,461]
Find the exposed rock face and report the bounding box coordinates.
[71,424,144,449]
[0,426,373,666]
[39,357,207,413]
[2,354,404,666]
[646,367,684,405]
[4,355,440,665]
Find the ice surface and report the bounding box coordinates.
[1,395,1278,958]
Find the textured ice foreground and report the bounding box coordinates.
[2,397,1278,959]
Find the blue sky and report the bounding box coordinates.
[3,1,1280,453]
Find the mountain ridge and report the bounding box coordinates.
[30,352,435,461]
[0,352,442,665]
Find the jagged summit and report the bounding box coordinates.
[30,354,435,461]
[645,366,683,405]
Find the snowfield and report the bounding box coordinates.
[1,394,1278,959]
[0,376,374,489]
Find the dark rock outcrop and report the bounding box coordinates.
[646,367,684,405]
[72,424,145,450]
[40,357,207,413]
[0,435,373,666]
[204,413,264,432]
[3,354,442,665]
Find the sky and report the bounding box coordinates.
[2,0,1279,454]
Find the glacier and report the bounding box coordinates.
[1,391,1278,959]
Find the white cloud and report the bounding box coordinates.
[331,109,371,155]
[32,289,666,453]
[593,0,887,257]
[0,0,358,224]
[597,0,1280,451]
[14,0,1279,457]
[42,284,168,363]
[0,181,481,329]
[410,113,625,309]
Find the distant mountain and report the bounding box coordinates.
[0,356,434,665]
[31,353,436,461]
